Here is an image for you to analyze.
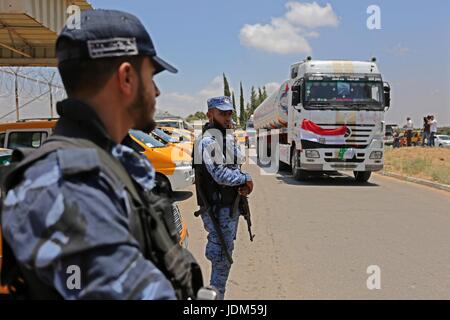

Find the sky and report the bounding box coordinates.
[0,0,449,126]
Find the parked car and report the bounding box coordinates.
[127,130,194,193]
[399,130,422,147]
[159,126,195,143]
[384,124,399,146]
[0,119,56,149]
[155,118,193,131]
[435,135,450,148]
[150,128,193,155]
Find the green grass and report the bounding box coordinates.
[384,147,450,186]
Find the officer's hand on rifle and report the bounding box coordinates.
[239,180,253,196]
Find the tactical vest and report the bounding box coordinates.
[0,136,203,300]
[192,123,239,208]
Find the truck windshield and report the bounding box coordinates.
[305,80,383,108]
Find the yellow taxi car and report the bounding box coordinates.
[150,128,193,156]
[234,129,247,146]
[128,129,194,192]
[159,126,194,143]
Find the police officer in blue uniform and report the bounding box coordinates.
[193,96,254,300]
[1,9,202,299]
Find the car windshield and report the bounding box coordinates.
[305,80,383,107]
[438,136,450,140]
[156,121,180,128]
[129,129,165,148]
[153,128,178,143]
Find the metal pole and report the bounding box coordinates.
[14,71,19,121]
[49,72,55,118]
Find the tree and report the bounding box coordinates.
[262,86,268,100]
[231,91,237,123]
[245,102,251,119]
[250,86,257,114]
[223,73,231,97]
[258,87,263,105]
[239,81,246,128]
[185,111,207,123]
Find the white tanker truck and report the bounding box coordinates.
[253,57,391,182]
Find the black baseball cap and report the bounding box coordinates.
[56,9,177,74]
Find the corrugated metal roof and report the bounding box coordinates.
[0,0,92,66]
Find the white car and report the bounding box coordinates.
[435,135,450,148]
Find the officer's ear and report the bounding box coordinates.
[117,62,135,98]
[207,109,214,122]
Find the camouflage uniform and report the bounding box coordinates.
[1,99,176,299]
[197,124,251,300]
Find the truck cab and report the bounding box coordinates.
[255,57,391,182]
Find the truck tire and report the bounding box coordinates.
[353,171,372,183]
[291,150,307,181]
[278,160,290,172]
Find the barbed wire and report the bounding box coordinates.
[0,67,66,121]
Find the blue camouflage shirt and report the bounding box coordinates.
[198,129,252,187]
[1,142,177,300]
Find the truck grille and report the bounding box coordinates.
[315,123,375,147]
[172,204,183,240]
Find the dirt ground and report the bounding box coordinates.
[384,147,450,185]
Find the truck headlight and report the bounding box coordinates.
[369,151,383,159]
[370,139,384,149]
[305,150,320,158]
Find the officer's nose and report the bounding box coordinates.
[154,81,161,97]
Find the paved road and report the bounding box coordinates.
[176,160,450,299]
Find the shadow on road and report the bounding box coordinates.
[173,191,193,201]
[275,169,380,187]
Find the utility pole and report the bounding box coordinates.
[14,68,19,121]
[49,72,56,118]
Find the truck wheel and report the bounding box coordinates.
[353,171,372,183]
[278,159,290,172]
[291,151,307,181]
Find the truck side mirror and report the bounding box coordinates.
[292,86,301,107]
[291,67,298,79]
[383,82,391,109]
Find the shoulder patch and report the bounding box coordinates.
[57,148,101,176]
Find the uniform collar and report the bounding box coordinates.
[54,98,115,151]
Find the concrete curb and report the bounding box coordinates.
[376,171,450,193]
